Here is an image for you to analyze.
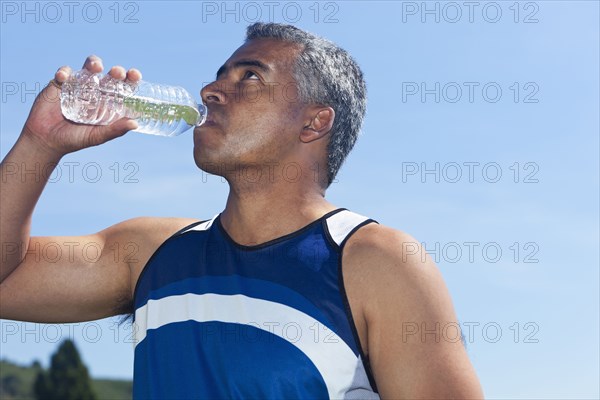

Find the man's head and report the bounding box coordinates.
[195,22,366,187]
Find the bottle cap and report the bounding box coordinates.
[196,104,208,126]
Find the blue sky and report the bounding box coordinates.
[1,1,598,398]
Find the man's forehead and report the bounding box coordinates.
[225,38,301,72]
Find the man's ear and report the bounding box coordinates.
[300,107,335,143]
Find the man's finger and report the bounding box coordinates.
[54,66,72,83]
[83,55,103,73]
[126,68,142,82]
[108,66,127,80]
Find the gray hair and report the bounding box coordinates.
[246,23,367,187]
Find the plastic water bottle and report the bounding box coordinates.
[60,69,207,137]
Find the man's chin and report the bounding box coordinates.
[193,148,224,177]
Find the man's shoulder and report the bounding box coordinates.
[343,222,426,266]
[339,225,482,398]
[99,216,204,268]
[101,216,203,241]
[342,221,440,294]
[342,221,456,344]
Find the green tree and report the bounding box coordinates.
[33,368,51,399]
[33,339,97,400]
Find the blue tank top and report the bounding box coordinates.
[132,208,380,399]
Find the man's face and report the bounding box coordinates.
[194,38,307,178]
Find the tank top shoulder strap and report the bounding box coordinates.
[324,209,378,250]
[171,214,219,237]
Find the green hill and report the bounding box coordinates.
[0,359,132,400]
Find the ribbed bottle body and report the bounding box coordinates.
[60,70,206,136]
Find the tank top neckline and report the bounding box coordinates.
[215,208,346,251]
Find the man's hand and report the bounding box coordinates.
[23,55,141,156]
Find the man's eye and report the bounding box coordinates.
[243,71,259,80]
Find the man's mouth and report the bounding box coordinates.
[202,112,219,126]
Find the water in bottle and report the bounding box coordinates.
[60,69,207,136]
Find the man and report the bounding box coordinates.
[0,23,484,398]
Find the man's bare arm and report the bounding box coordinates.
[0,217,199,323]
[344,224,484,399]
[0,56,199,323]
[0,55,139,282]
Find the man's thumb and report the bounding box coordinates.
[102,118,139,140]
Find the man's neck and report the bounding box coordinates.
[220,179,336,246]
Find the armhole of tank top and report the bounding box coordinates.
[323,212,380,393]
[132,218,211,314]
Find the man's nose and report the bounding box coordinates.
[201,81,228,105]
